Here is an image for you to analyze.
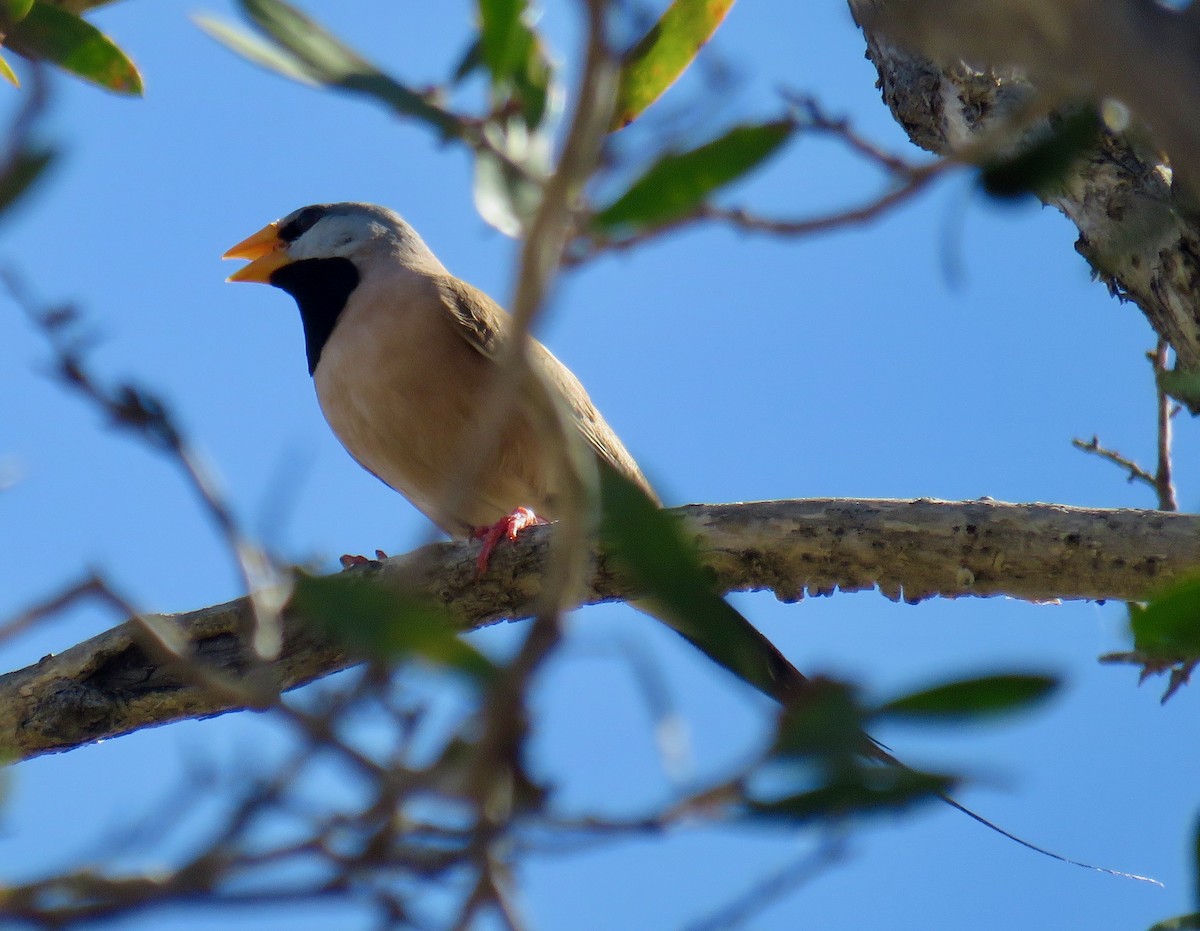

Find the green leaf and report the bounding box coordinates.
[478,0,523,83]
[290,574,497,685]
[0,147,55,215]
[769,678,871,761]
[745,769,955,825]
[599,466,802,701]
[592,120,793,232]
[1158,365,1200,414]
[451,36,484,84]
[226,0,459,137]
[979,107,1100,200]
[611,0,736,131]
[0,51,18,87]
[1149,915,1200,931]
[1130,576,1200,659]
[7,2,141,95]
[193,14,316,86]
[0,0,34,29]
[477,0,551,128]
[880,673,1059,722]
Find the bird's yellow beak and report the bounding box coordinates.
[222,221,292,283]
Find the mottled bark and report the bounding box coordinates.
[851,0,1200,405]
[1,498,1194,764]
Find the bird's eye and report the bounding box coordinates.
[279,206,325,243]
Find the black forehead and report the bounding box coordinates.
[278,205,330,243]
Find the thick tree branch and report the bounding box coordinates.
[850,0,1200,406]
[2,497,1194,764]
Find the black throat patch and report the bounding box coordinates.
[268,257,360,375]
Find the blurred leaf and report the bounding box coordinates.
[1130,576,1200,659]
[477,0,550,128]
[0,0,34,28]
[880,673,1059,722]
[472,117,547,237]
[0,147,55,215]
[290,574,497,685]
[611,0,736,130]
[193,14,316,86]
[745,769,955,825]
[599,466,801,701]
[0,52,18,86]
[42,0,119,12]
[451,36,483,84]
[592,120,793,232]
[1159,365,1200,413]
[1149,915,1200,931]
[7,2,141,95]
[769,678,870,761]
[478,0,520,76]
[979,107,1100,200]
[216,0,459,137]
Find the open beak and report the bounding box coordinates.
[222,221,291,283]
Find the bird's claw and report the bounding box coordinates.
[471,507,546,576]
[339,549,389,570]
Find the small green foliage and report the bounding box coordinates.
[0,147,56,216]
[744,770,956,824]
[291,574,497,685]
[611,0,737,131]
[477,0,550,128]
[0,53,18,87]
[592,120,793,232]
[200,0,458,137]
[0,0,34,30]
[1148,914,1200,931]
[1158,365,1200,414]
[746,680,955,823]
[6,2,141,95]
[1129,576,1200,659]
[979,107,1100,200]
[599,465,800,700]
[880,673,1059,722]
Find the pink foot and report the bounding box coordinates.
[339,549,389,570]
[471,507,547,575]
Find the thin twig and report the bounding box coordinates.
[1071,435,1157,491]
[4,271,290,660]
[1151,339,1179,511]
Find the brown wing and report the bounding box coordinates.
[434,274,659,504]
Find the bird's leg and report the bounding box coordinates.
[339,549,389,570]
[471,507,547,575]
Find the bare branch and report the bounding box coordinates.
[1152,340,1179,511]
[2,497,1196,764]
[850,0,1200,401]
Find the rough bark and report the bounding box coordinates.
[850,0,1200,405]
[1,498,1195,764]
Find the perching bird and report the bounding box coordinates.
[221,205,1157,881]
[222,202,655,567]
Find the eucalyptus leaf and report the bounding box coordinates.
[7,2,141,95]
[980,107,1100,200]
[229,0,459,137]
[290,574,497,685]
[593,120,793,232]
[0,147,55,215]
[1130,576,1200,658]
[0,52,18,87]
[745,770,955,825]
[193,14,316,86]
[612,0,736,130]
[0,0,33,29]
[880,673,1059,722]
[599,466,802,701]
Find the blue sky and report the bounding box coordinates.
[0,1,1194,928]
